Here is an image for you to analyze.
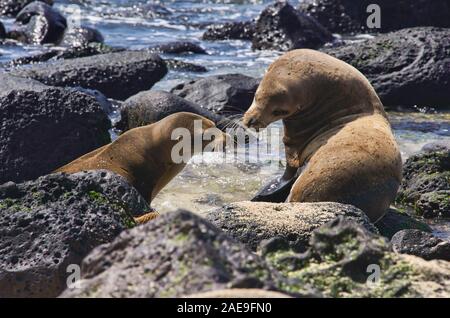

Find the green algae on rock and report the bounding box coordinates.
[263,217,450,298]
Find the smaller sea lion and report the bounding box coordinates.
[56,112,228,223]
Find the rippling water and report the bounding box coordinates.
[1,0,449,237]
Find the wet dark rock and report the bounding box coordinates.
[299,0,450,34]
[396,143,450,218]
[0,73,111,184]
[375,208,432,239]
[206,202,377,252]
[3,43,123,68]
[264,216,450,297]
[0,0,52,17]
[61,25,104,48]
[252,1,333,51]
[60,210,280,298]
[202,21,256,41]
[165,59,207,73]
[0,20,5,38]
[323,27,450,109]
[0,170,148,298]
[14,1,66,45]
[391,230,450,261]
[171,73,260,115]
[149,41,207,55]
[116,90,230,132]
[9,50,168,100]
[70,87,113,114]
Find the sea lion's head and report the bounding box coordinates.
[158,112,229,160]
[243,80,298,130]
[243,49,383,130]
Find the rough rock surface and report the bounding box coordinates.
[264,217,450,297]
[323,27,450,109]
[60,210,281,298]
[0,0,53,17]
[0,170,149,298]
[206,202,378,252]
[116,90,231,132]
[396,143,450,218]
[0,73,111,184]
[171,74,260,115]
[164,59,207,73]
[391,230,450,261]
[149,41,207,55]
[14,1,66,44]
[299,0,450,34]
[61,26,104,48]
[203,21,256,41]
[374,208,432,239]
[252,1,333,51]
[2,43,123,68]
[10,50,168,100]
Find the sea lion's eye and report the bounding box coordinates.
[272,110,289,117]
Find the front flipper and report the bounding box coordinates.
[251,166,300,203]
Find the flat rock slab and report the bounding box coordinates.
[0,170,149,298]
[9,50,168,100]
[206,201,377,252]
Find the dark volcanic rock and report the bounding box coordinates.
[323,27,450,109]
[396,143,450,218]
[299,0,450,34]
[0,170,149,298]
[0,0,52,17]
[252,1,333,51]
[392,230,450,261]
[203,21,256,41]
[14,1,66,44]
[61,26,104,48]
[149,41,207,55]
[165,59,207,73]
[0,73,111,184]
[171,74,260,115]
[375,208,432,239]
[207,202,377,252]
[3,43,123,68]
[60,210,279,298]
[116,90,231,132]
[0,20,5,38]
[10,50,168,100]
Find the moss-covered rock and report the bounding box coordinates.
[396,144,450,218]
[263,217,450,297]
[60,210,298,298]
[207,201,378,252]
[0,170,149,298]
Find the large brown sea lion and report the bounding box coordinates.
[243,49,402,222]
[56,112,227,223]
